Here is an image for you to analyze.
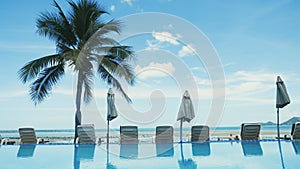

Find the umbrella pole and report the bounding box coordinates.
[107,120,109,148]
[180,141,184,160]
[107,120,109,164]
[277,108,280,140]
[180,120,183,143]
[277,139,286,169]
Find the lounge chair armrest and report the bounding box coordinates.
[1,138,7,145]
[37,138,45,144]
[75,137,79,144]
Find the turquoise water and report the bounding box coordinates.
[0,125,292,138]
[0,141,299,169]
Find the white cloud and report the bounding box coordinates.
[121,0,133,6]
[224,70,280,104]
[134,62,175,79]
[145,40,161,51]
[0,90,27,99]
[152,31,181,45]
[178,44,196,57]
[189,70,288,104]
[163,24,174,30]
[53,88,73,96]
[228,70,277,83]
[110,5,115,12]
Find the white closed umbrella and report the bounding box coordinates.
[177,90,195,143]
[107,88,118,145]
[276,76,290,169]
[276,76,290,139]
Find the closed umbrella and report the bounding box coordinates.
[276,76,290,169]
[276,76,290,139]
[106,88,118,168]
[107,88,118,144]
[177,90,195,143]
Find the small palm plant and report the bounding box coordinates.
[18,0,135,142]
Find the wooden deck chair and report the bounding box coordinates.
[120,126,138,144]
[291,122,300,140]
[77,124,96,144]
[19,127,39,144]
[240,123,261,140]
[155,126,173,143]
[191,125,210,142]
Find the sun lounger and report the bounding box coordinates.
[191,125,210,142]
[19,127,39,144]
[155,126,173,143]
[77,124,96,144]
[120,126,138,144]
[291,122,300,140]
[240,123,261,140]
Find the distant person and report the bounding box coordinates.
[229,133,233,140]
[234,135,239,140]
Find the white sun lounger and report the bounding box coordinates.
[77,124,96,144]
[191,125,210,142]
[291,122,300,140]
[120,126,138,144]
[240,123,261,140]
[19,127,39,144]
[155,126,174,143]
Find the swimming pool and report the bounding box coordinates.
[0,141,299,169]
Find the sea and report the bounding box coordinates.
[0,125,292,138]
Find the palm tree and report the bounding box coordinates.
[18,0,135,142]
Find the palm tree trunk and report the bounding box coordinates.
[74,71,84,143]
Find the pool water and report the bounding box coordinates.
[0,141,299,169]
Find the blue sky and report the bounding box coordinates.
[0,0,300,130]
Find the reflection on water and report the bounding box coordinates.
[292,141,300,155]
[192,142,211,156]
[178,143,197,169]
[120,144,138,159]
[106,163,117,169]
[17,145,36,158]
[74,144,95,160]
[241,141,263,156]
[156,143,174,157]
[4,141,300,169]
[73,144,96,169]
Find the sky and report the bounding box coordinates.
[0,0,300,130]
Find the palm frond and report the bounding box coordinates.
[98,56,135,85]
[74,54,93,73]
[93,20,122,38]
[107,46,135,61]
[36,6,78,50]
[82,70,94,103]
[30,64,65,105]
[52,0,77,47]
[69,0,107,43]
[97,65,132,103]
[18,54,61,83]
